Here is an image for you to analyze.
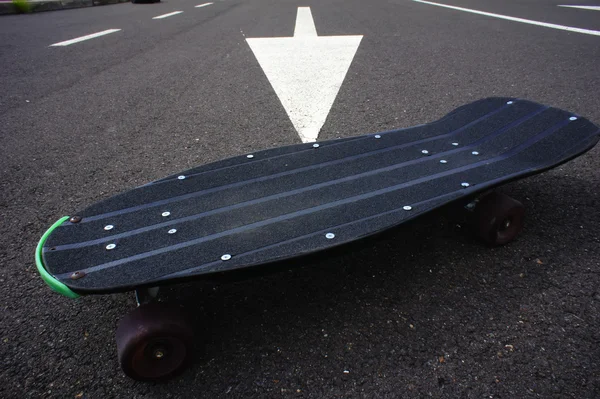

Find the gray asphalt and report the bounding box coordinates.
[1,0,599,397]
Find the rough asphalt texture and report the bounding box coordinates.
[1,0,599,398]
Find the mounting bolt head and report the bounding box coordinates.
[162,211,171,217]
[104,225,114,231]
[106,243,116,250]
[70,271,86,280]
[403,205,412,211]
[325,233,335,239]
[461,182,470,188]
[178,175,186,180]
[221,254,232,261]
[69,216,82,224]
[168,229,177,234]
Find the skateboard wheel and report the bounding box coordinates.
[473,192,525,246]
[115,303,193,381]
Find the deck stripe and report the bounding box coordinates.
[55,112,573,279]
[77,103,512,223]
[51,106,541,250]
[146,136,365,186]
[160,188,475,279]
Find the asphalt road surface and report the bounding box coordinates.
[1,0,600,397]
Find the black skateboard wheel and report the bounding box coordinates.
[115,303,193,381]
[473,192,525,246]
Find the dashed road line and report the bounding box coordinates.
[195,2,213,8]
[413,0,600,37]
[49,29,121,47]
[153,11,184,19]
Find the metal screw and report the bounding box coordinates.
[178,175,186,180]
[154,349,165,359]
[472,151,479,155]
[162,211,171,217]
[421,150,429,155]
[325,233,335,239]
[465,202,476,210]
[403,205,412,211]
[313,144,320,148]
[569,116,577,121]
[440,160,447,164]
[168,229,177,234]
[374,135,381,139]
[70,271,86,280]
[461,182,470,188]
[221,254,232,261]
[247,154,254,158]
[452,142,459,146]
[69,216,82,224]
[106,243,116,250]
[507,101,514,105]
[104,225,114,231]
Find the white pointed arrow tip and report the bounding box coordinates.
[297,127,320,143]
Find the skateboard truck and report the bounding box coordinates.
[135,286,160,306]
[466,191,525,245]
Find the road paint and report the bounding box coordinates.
[293,7,318,37]
[413,0,600,37]
[558,5,600,11]
[195,2,213,7]
[49,29,121,47]
[246,7,363,143]
[153,11,184,19]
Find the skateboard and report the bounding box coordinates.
[36,97,600,380]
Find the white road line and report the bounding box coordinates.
[195,2,213,8]
[49,29,121,47]
[153,11,184,19]
[558,5,600,11]
[413,0,600,37]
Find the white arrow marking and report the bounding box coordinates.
[246,7,363,143]
[558,5,600,11]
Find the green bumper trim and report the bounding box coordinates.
[35,216,80,299]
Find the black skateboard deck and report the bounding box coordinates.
[37,98,600,297]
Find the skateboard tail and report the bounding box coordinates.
[35,216,80,299]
